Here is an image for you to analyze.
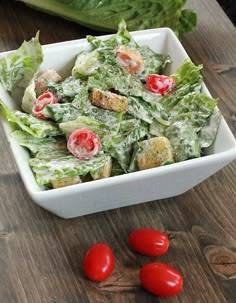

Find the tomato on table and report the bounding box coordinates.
[128,228,169,256]
[83,243,115,282]
[67,128,101,160]
[32,91,57,119]
[115,45,145,76]
[146,74,175,95]
[140,262,183,297]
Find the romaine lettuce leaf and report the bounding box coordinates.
[170,93,218,120]
[47,77,83,102]
[21,79,37,113]
[138,46,171,80]
[171,59,203,89]
[165,93,219,160]
[199,110,222,149]
[108,122,149,171]
[72,50,101,78]
[0,98,61,137]
[128,96,153,124]
[12,130,68,156]
[18,1,196,36]
[165,121,201,162]
[160,82,202,112]
[0,32,43,102]
[29,154,110,185]
[42,103,81,123]
[87,19,137,50]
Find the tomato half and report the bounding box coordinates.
[146,74,175,95]
[140,262,183,297]
[83,243,115,282]
[67,128,101,159]
[32,92,57,119]
[115,45,144,76]
[128,228,169,256]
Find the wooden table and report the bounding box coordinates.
[0,1,235,302]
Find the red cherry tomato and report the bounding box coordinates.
[140,262,183,297]
[67,128,101,159]
[32,92,57,119]
[83,243,115,282]
[146,74,175,95]
[128,228,169,257]
[115,45,145,76]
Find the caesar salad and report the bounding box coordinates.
[0,21,221,189]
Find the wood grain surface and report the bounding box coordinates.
[0,0,235,302]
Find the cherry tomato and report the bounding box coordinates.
[32,92,57,119]
[128,228,169,256]
[146,74,175,95]
[140,262,183,297]
[115,45,144,76]
[83,243,115,282]
[67,128,101,159]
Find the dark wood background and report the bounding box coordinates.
[0,0,235,302]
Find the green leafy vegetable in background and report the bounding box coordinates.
[17,0,197,36]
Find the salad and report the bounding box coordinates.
[0,21,221,189]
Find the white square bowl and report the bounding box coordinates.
[0,28,236,218]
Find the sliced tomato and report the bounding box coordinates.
[67,128,101,159]
[115,45,144,76]
[32,92,57,119]
[146,74,175,95]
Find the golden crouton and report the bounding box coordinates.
[137,137,174,170]
[52,176,82,189]
[35,69,61,96]
[90,88,128,113]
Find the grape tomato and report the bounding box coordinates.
[83,243,115,282]
[140,262,183,297]
[128,228,169,256]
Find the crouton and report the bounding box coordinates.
[51,176,82,189]
[137,136,174,170]
[35,69,61,96]
[90,88,128,113]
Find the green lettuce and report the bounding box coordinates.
[0,32,43,102]
[108,122,149,171]
[0,99,61,138]
[42,103,81,123]
[47,77,83,102]
[18,0,196,36]
[171,59,203,89]
[12,130,68,156]
[165,93,219,161]
[165,121,201,162]
[29,154,110,185]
